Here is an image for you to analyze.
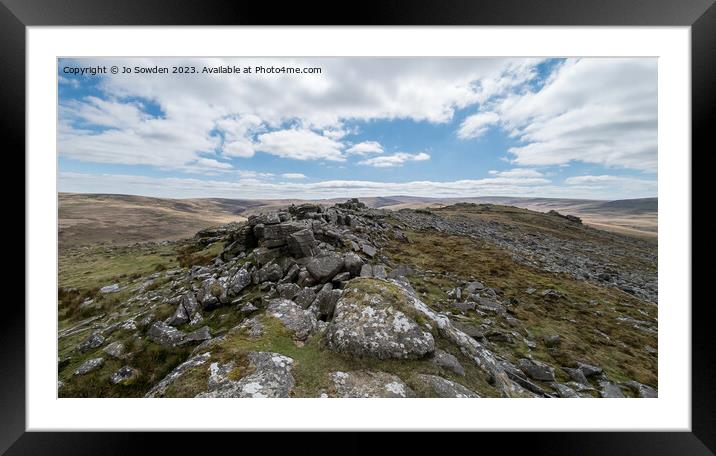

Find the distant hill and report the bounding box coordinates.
[58,193,657,248]
[58,193,254,248]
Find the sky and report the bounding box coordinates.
[57,57,657,201]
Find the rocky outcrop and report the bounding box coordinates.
[324,279,434,360]
[266,299,316,341]
[386,278,524,397]
[306,254,345,283]
[430,349,466,376]
[145,352,212,398]
[416,374,480,398]
[197,352,295,398]
[329,371,415,398]
[147,321,186,347]
[77,332,105,352]
[74,358,104,376]
[59,198,657,399]
[110,366,140,385]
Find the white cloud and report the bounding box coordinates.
[565,175,619,185]
[255,129,345,161]
[223,140,255,158]
[58,75,80,88]
[59,169,655,200]
[193,158,232,170]
[322,128,349,140]
[457,111,499,139]
[494,58,657,172]
[61,96,153,130]
[58,57,545,170]
[281,173,307,179]
[346,141,384,155]
[60,171,552,200]
[358,152,430,168]
[488,168,544,178]
[215,115,263,158]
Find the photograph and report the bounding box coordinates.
[56,56,658,399]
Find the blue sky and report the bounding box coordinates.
[58,57,657,200]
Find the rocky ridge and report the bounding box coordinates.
[58,199,657,398]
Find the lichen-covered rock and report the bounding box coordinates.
[577,361,603,378]
[563,367,589,385]
[276,283,300,300]
[147,321,186,347]
[359,264,372,277]
[110,366,140,385]
[306,253,345,283]
[293,287,317,309]
[145,352,211,397]
[385,279,523,397]
[287,229,318,258]
[77,332,105,352]
[416,374,480,398]
[465,281,484,294]
[99,283,120,293]
[518,358,556,382]
[501,360,546,396]
[599,381,625,398]
[329,370,415,398]
[551,382,579,398]
[103,341,125,359]
[166,301,189,326]
[372,265,387,279]
[262,221,307,244]
[430,349,466,376]
[227,268,252,296]
[252,246,282,267]
[324,278,434,360]
[360,244,377,258]
[266,299,316,340]
[624,380,657,398]
[233,316,265,338]
[197,278,227,309]
[180,326,212,345]
[343,252,364,277]
[74,357,104,376]
[255,263,283,284]
[197,352,295,398]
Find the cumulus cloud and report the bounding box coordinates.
[565,175,620,185]
[215,115,263,158]
[61,96,154,130]
[57,57,656,199]
[58,57,545,171]
[489,168,545,178]
[358,152,430,168]
[255,129,345,161]
[457,112,500,139]
[281,173,307,179]
[495,58,657,172]
[59,171,553,200]
[346,141,384,155]
[59,168,658,200]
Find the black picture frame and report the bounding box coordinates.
[5,0,714,453]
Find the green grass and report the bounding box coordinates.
[59,243,183,291]
[59,332,194,398]
[176,241,225,268]
[384,228,658,388]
